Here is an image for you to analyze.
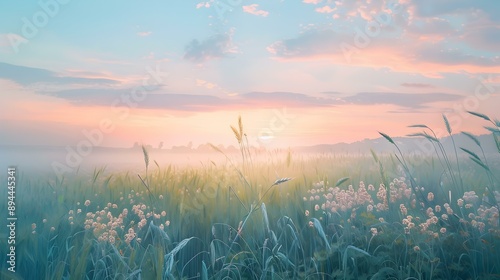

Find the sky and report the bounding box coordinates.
[0,0,499,149]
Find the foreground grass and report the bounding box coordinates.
[1,112,500,279]
[1,152,499,280]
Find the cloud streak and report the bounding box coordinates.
[41,87,464,113]
[0,62,120,86]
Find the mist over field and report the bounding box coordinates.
[2,0,500,279]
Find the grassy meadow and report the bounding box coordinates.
[2,112,500,279]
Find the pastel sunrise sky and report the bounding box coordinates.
[0,0,499,149]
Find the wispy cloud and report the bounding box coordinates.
[137,31,152,37]
[401,83,435,88]
[342,92,463,109]
[184,33,237,63]
[303,0,322,4]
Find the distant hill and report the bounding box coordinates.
[294,133,498,157]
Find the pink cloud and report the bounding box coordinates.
[267,25,500,77]
[137,31,152,37]
[303,0,322,4]
[196,1,211,9]
[242,4,269,17]
[315,5,335,13]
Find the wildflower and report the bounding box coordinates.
[478,222,485,232]
[367,204,374,212]
[435,205,441,213]
[308,221,314,227]
[161,211,167,217]
[85,200,91,207]
[42,219,47,223]
[370,227,378,236]
[413,246,420,252]
[457,199,464,207]
[32,223,36,230]
[314,204,320,211]
[159,195,164,200]
[400,204,407,215]
[426,207,434,217]
[440,227,446,234]
[430,216,439,224]
[427,192,434,201]
[305,210,310,217]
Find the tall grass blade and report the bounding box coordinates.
[370,149,379,163]
[142,145,150,169]
[443,114,452,134]
[462,131,481,146]
[408,124,430,128]
[210,241,216,267]
[163,237,194,277]
[469,156,490,171]
[495,134,500,153]
[272,177,292,186]
[378,131,395,145]
[495,119,500,127]
[238,115,243,139]
[422,132,439,142]
[460,147,481,161]
[342,245,371,276]
[484,126,500,134]
[201,261,208,280]
[335,177,349,187]
[230,125,241,144]
[261,203,270,235]
[467,110,491,121]
[311,218,331,251]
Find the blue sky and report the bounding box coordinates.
[0,0,499,148]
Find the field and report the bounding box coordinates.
[2,113,500,280]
